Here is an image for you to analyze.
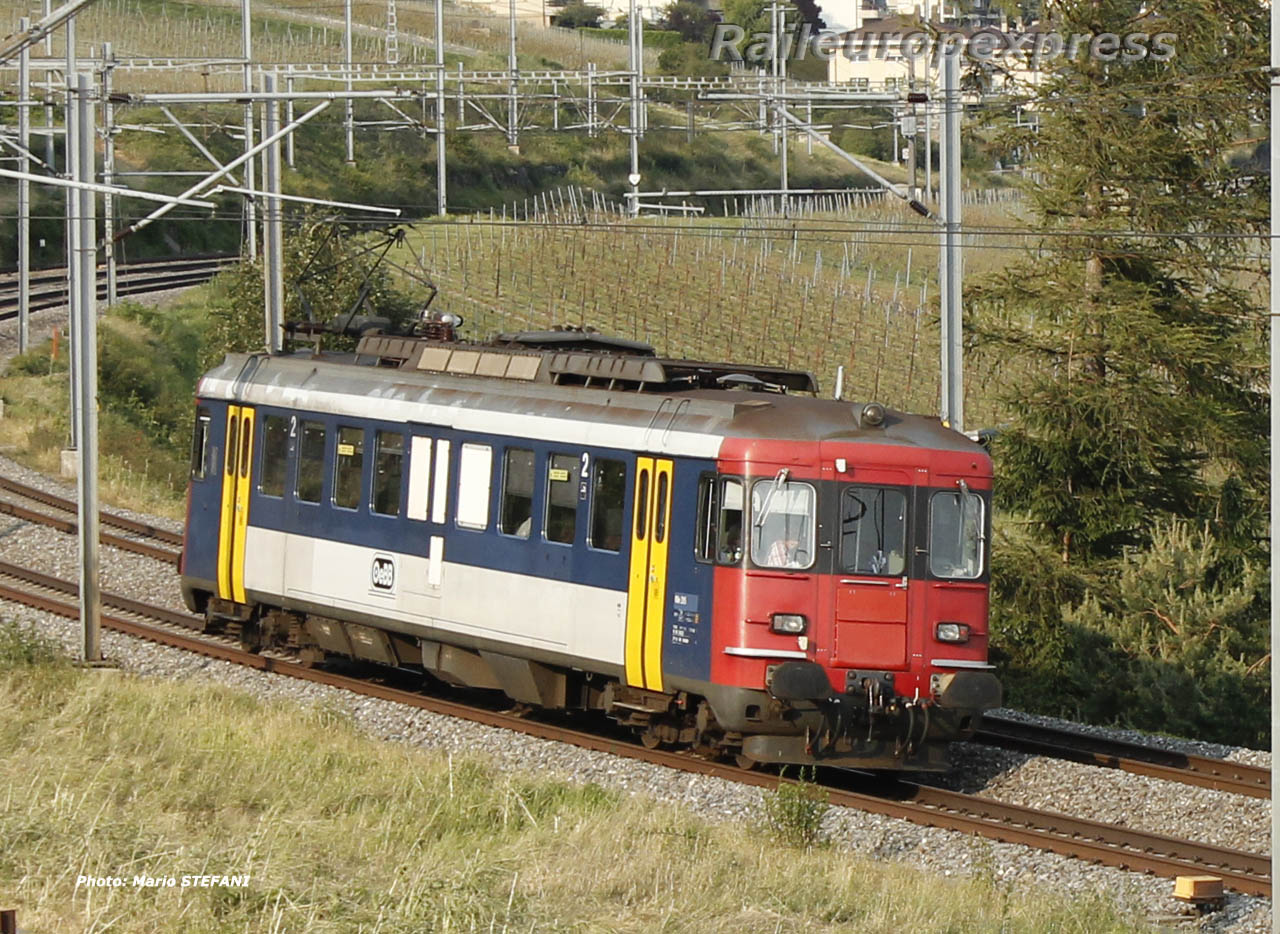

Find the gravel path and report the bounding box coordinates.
[0,452,1270,932]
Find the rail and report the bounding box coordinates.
[0,254,237,322]
[975,714,1270,800]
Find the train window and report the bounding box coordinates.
[544,453,580,545]
[716,479,744,565]
[189,407,211,480]
[588,458,626,552]
[499,448,535,538]
[372,431,404,516]
[431,439,450,523]
[930,488,985,579]
[695,475,716,561]
[839,486,907,576]
[634,468,650,540]
[654,472,670,544]
[750,479,815,570]
[225,415,239,478]
[333,426,365,510]
[696,476,743,564]
[259,415,289,498]
[296,421,326,504]
[239,420,251,480]
[456,443,493,530]
[406,437,432,521]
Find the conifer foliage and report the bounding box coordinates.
[969,0,1270,744]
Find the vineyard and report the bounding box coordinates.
[3,0,644,94]
[400,197,1022,423]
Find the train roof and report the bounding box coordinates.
[198,332,983,461]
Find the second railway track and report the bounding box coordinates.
[0,475,182,566]
[974,715,1270,800]
[0,254,236,321]
[0,558,1269,898]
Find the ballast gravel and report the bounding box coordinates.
[0,454,1269,932]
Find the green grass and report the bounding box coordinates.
[0,628,1153,933]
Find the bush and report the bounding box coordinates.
[0,620,65,669]
[761,766,829,847]
[991,518,1269,747]
[551,3,605,27]
[579,26,685,48]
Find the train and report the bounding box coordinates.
[180,320,1000,771]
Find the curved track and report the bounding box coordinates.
[0,476,182,566]
[0,559,1268,898]
[0,254,236,321]
[975,714,1270,800]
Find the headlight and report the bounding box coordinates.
[935,622,971,643]
[770,613,808,634]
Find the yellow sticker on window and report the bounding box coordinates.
[549,468,570,482]
[338,443,355,456]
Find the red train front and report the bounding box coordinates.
[695,397,999,771]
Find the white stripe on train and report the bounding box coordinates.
[200,375,726,460]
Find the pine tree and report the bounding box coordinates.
[970,0,1269,564]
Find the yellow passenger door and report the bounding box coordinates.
[216,405,256,604]
[625,457,673,691]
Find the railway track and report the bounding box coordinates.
[0,558,1268,898]
[975,714,1270,800]
[0,254,237,322]
[0,476,182,567]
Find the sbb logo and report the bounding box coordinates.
[371,555,396,591]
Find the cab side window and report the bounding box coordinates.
[717,478,744,565]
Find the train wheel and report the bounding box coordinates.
[734,752,759,771]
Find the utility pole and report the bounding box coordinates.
[938,47,962,430]
[507,0,518,149]
[435,0,446,215]
[74,72,101,664]
[16,17,30,353]
[285,66,296,168]
[907,56,917,200]
[344,0,355,163]
[770,2,789,215]
[1269,0,1279,907]
[262,72,284,353]
[101,41,117,306]
[242,0,257,260]
[65,19,79,454]
[626,0,640,214]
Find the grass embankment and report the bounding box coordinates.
[0,288,231,520]
[0,620,1149,933]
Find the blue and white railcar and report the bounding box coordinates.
[181,332,999,769]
